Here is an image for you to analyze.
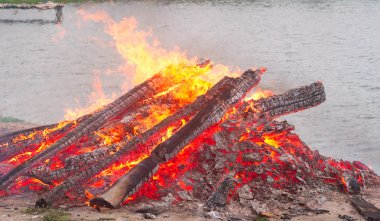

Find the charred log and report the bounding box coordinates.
[0,124,57,143]
[0,74,170,189]
[0,113,96,162]
[351,196,380,221]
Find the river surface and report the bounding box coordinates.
[0,0,379,172]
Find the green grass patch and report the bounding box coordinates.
[23,207,71,221]
[0,116,23,123]
[255,216,269,221]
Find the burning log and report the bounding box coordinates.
[35,68,255,207]
[0,124,57,143]
[0,122,74,163]
[0,112,99,163]
[0,74,171,190]
[88,69,264,209]
[89,80,326,209]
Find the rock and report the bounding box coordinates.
[316,195,327,205]
[255,165,264,174]
[348,179,361,194]
[266,176,274,183]
[242,153,262,162]
[250,199,269,214]
[177,191,193,201]
[135,206,166,215]
[227,217,246,221]
[213,131,228,150]
[280,213,291,220]
[338,214,356,221]
[238,185,253,206]
[214,161,226,170]
[204,211,222,220]
[143,213,156,219]
[314,209,329,214]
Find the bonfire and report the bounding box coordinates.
[0,10,379,221]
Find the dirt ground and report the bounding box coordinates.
[0,188,379,221]
[0,122,379,221]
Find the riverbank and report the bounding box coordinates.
[0,121,38,136]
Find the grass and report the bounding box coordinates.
[24,207,71,221]
[255,216,269,221]
[0,116,23,123]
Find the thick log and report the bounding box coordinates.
[0,124,57,143]
[88,69,263,209]
[35,69,242,207]
[0,122,74,163]
[351,196,380,221]
[241,81,326,120]
[0,113,96,162]
[0,74,170,189]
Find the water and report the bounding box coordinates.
[0,0,379,173]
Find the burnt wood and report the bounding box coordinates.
[0,74,169,190]
[204,175,236,210]
[351,196,380,221]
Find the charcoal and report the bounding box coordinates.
[177,191,193,201]
[338,214,356,221]
[255,165,264,175]
[250,199,269,214]
[242,153,262,162]
[204,176,236,210]
[135,206,166,216]
[348,179,361,194]
[213,131,228,150]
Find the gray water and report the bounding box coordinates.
[0,0,379,173]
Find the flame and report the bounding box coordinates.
[263,135,280,148]
[245,88,273,101]
[64,9,233,120]
[64,75,113,120]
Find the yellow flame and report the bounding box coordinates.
[245,88,273,101]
